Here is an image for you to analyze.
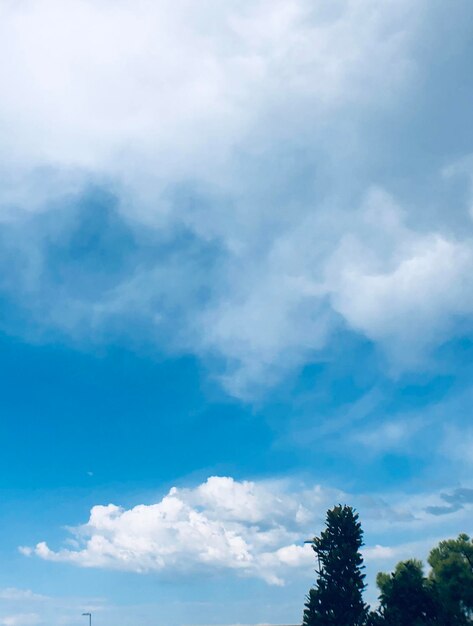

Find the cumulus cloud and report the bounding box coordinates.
[327,189,473,365]
[362,538,442,571]
[197,185,473,393]
[1,0,473,395]
[0,0,419,176]
[21,475,473,585]
[22,477,324,585]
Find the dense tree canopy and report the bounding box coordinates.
[375,560,440,625]
[303,505,368,626]
[428,533,473,624]
[302,509,473,626]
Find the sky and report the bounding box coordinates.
[1,0,473,624]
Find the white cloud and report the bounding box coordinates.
[22,475,473,585]
[327,189,473,366]
[193,185,473,394]
[0,589,107,626]
[23,476,324,585]
[0,0,418,178]
[2,0,473,396]
[362,536,442,582]
[354,417,424,454]
[363,544,397,561]
[0,590,47,602]
[0,615,40,626]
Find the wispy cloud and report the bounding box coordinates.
[0,614,40,626]
[0,590,48,602]
[0,588,108,626]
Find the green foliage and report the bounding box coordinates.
[365,611,384,626]
[302,505,368,626]
[375,560,440,625]
[428,533,473,624]
[301,507,473,626]
[373,537,473,625]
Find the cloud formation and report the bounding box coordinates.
[0,588,106,626]
[1,0,473,395]
[22,475,473,585]
[0,0,419,174]
[22,477,323,585]
[0,615,40,626]
[0,590,48,602]
[425,487,473,516]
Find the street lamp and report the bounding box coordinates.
[304,539,321,574]
[82,613,92,626]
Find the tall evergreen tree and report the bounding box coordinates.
[302,505,368,626]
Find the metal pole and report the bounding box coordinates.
[304,539,321,575]
[82,612,92,626]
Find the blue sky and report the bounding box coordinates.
[1,1,473,624]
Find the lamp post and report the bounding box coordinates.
[304,539,321,574]
[82,612,92,626]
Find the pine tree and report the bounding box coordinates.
[428,534,473,625]
[302,505,368,626]
[375,559,441,625]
